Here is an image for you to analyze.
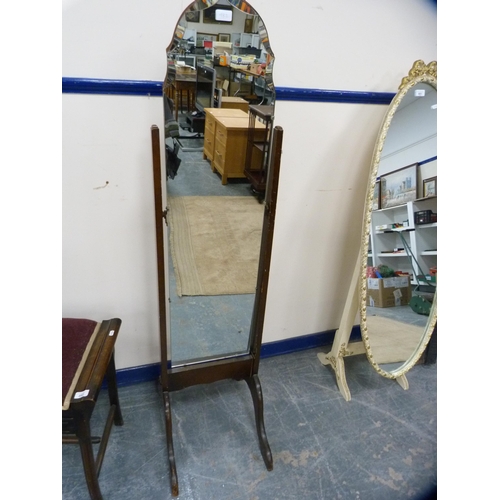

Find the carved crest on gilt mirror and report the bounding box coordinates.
[319,60,437,399]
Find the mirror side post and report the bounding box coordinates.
[151,124,179,496]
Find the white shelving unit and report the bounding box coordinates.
[370,196,437,286]
[231,32,261,51]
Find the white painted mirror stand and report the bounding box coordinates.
[318,60,438,401]
[317,252,409,401]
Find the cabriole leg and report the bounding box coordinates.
[245,374,273,471]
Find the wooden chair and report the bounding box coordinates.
[62,318,123,500]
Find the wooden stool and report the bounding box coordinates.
[62,318,123,500]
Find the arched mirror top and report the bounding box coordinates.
[360,60,437,380]
[370,60,437,179]
[163,0,276,368]
[168,0,274,66]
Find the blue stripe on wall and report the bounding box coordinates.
[276,87,394,104]
[62,77,163,96]
[114,326,362,387]
[62,76,389,387]
[62,77,395,105]
[420,156,437,165]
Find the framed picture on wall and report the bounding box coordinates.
[174,24,185,40]
[244,18,253,33]
[196,32,217,48]
[380,163,418,209]
[218,33,230,42]
[185,10,200,23]
[423,176,437,198]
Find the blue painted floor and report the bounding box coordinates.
[62,348,437,500]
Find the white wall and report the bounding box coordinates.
[377,85,437,199]
[62,0,437,370]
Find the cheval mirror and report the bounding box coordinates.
[151,0,278,495]
[319,60,437,400]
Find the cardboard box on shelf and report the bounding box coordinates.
[230,55,256,66]
[366,276,412,308]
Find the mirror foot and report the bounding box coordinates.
[245,375,273,471]
[396,374,409,390]
[162,391,179,496]
[317,352,330,366]
[317,352,352,401]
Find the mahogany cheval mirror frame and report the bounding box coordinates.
[150,124,284,496]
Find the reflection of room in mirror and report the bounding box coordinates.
[363,67,437,375]
[365,309,428,368]
[163,0,276,368]
[316,62,437,402]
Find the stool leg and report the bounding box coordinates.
[75,411,103,500]
[106,350,124,426]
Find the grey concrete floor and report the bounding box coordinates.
[62,348,437,500]
[62,121,436,499]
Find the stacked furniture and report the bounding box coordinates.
[203,107,266,185]
[244,105,274,195]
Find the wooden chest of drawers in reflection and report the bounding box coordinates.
[211,116,267,185]
[203,108,248,162]
[221,96,250,113]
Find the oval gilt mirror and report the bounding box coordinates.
[359,60,437,381]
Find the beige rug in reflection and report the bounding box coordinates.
[167,196,264,296]
[365,315,424,364]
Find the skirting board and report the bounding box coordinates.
[114,326,363,387]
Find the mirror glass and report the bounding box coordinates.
[360,61,437,378]
[163,0,275,367]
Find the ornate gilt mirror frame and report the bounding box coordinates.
[319,60,437,399]
[359,60,438,383]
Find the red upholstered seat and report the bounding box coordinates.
[62,318,123,500]
[62,318,99,410]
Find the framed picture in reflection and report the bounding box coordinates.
[423,176,437,198]
[380,163,418,209]
[185,10,200,23]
